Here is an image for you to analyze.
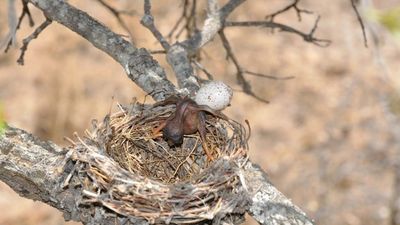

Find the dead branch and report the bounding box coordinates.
[181,0,246,54]
[219,30,270,103]
[141,0,171,50]
[18,0,35,28]
[164,0,246,94]
[225,16,331,47]
[17,17,52,65]
[265,0,312,22]
[350,0,368,47]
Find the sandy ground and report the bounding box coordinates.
[1,0,400,225]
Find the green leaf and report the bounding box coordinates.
[367,7,400,39]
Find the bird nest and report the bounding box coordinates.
[64,101,249,224]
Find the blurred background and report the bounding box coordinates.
[1,0,400,224]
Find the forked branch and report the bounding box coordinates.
[17,17,52,65]
[225,16,331,47]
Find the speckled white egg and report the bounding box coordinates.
[195,81,233,110]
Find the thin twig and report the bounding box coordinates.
[350,0,368,47]
[218,30,269,104]
[167,0,188,40]
[149,49,167,54]
[193,61,214,80]
[243,70,295,80]
[265,0,312,21]
[96,0,136,43]
[225,16,331,47]
[17,18,52,65]
[18,0,34,28]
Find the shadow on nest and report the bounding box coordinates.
[65,99,250,224]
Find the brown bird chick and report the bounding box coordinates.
[153,96,227,161]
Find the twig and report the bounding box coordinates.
[218,30,269,104]
[243,70,295,80]
[149,49,167,54]
[167,0,188,40]
[141,0,171,50]
[350,0,368,47]
[225,15,331,47]
[17,17,52,65]
[265,0,312,21]
[193,61,214,80]
[96,0,136,43]
[18,0,35,28]
[167,0,199,41]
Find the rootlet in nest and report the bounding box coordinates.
[64,82,250,224]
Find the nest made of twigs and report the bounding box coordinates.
[64,101,249,224]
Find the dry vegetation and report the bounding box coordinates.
[1,0,400,225]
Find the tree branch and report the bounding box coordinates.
[17,17,52,65]
[244,163,314,225]
[27,0,177,101]
[163,0,246,94]
[225,17,331,47]
[219,30,270,103]
[181,0,246,54]
[265,0,312,22]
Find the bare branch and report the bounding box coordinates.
[96,0,136,43]
[27,0,177,101]
[193,60,214,80]
[17,17,52,65]
[265,0,312,22]
[141,0,171,50]
[18,0,35,28]
[219,30,269,104]
[166,0,188,40]
[182,0,246,54]
[225,16,331,47]
[166,44,199,94]
[163,0,246,94]
[350,0,368,47]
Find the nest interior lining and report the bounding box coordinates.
[86,103,246,184]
